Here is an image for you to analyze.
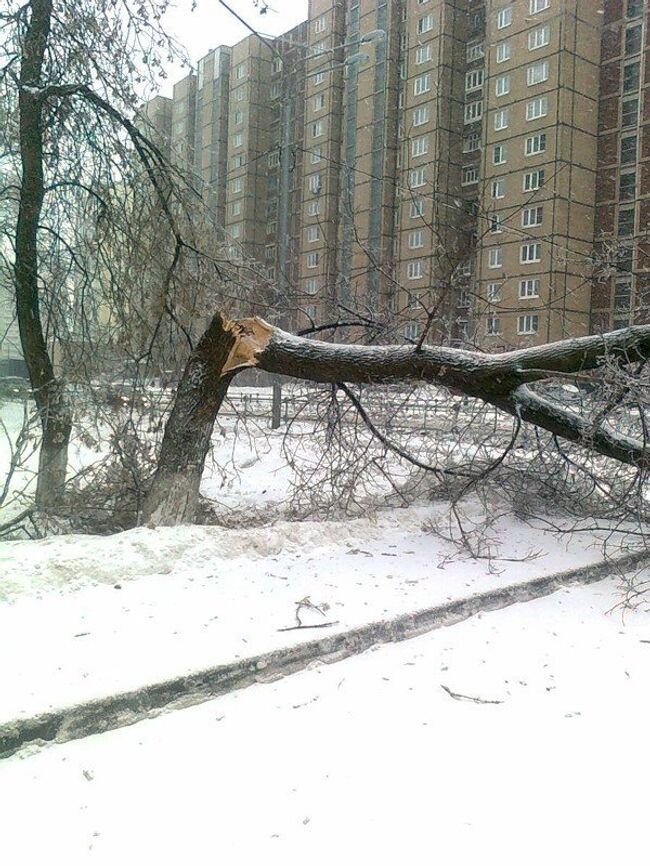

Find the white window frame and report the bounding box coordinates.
[525,133,547,155]
[494,109,509,131]
[464,101,483,124]
[306,252,319,269]
[409,168,426,188]
[306,225,319,243]
[526,96,548,121]
[528,25,550,50]
[407,260,424,280]
[466,42,484,62]
[529,0,550,13]
[495,74,510,97]
[522,206,543,227]
[409,199,425,218]
[487,282,502,302]
[413,106,429,127]
[520,243,542,263]
[493,144,507,164]
[465,69,484,92]
[486,315,501,336]
[417,14,434,34]
[462,166,480,185]
[411,135,429,157]
[527,60,550,86]
[415,44,432,65]
[491,179,506,199]
[414,73,431,95]
[497,7,513,30]
[305,278,319,295]
[517,314,539,335]
[409,229,425,249]
[519,278,540,298]
[523,170,544,191]
[488,248,503,269]
[496,41,511,63]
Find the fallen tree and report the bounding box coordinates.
[142,314,650,525]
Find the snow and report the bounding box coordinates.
[0,498,634,724]
[1,580,648,865]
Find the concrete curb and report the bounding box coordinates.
[2,550,648,758]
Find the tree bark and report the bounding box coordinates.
[14,0,72,506]
[148,315,650,526]
[142,314,237,526]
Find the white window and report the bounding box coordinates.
[528,25,550,50]
[495,74,510,96]
[231,177,243,193]
[527,61,550,86]
[311,120,325,137]
[526,97,548,120]
[265,244,275,260]
[414,73,431,95]
[308,173,322,193]
[463,132,481,152]
[415,44,432,65]
[464,101,483,124]
[496,41,511,63]
[409,199,424,218]
[313,93,326,111]
[307,200,320,216]
[466,69,484,92]
[487,282,502,302]
[489,214,504,233]
[305,278,319,295]
[306,252,319,268]
[517,314,539,334]
[271,82,281,99]
[493,144,507,164]
[235,62,246,80]
[306,226,319,242]
[266,220,276,234]
[314,14,326,33]
[417,14,434,34]
[233,109,243,125]
[305,304,317,320]
[489,248,503,268]
[462,166,479,185]
[519,278,540,297]
[529,0,550,13]
[523,169,545,190]
[266,266,276,280]
[404,322,421,341]
[410,167,426,188]
[234,87,246,102]
[272,57,283,74]
[268,150,280,167]
[491,179,506,199]
[525,133,547,155]
[522,206,543,227]
[486,315,501,335]
[230,223,241,238]
[413,106,429,126]
[232,132,243,147]
[466,42,484,62]
[312,71,326,85]
[409,229,425,249]
[231,201,242,216]
[459,289,471,308]
[497,7,513,29]
[407,260,424,279]
[232,154,244,168]
[494,109,509,130]
[310,146,322,164]
[520,242,542,263]
[412,135,429,157]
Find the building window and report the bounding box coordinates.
[410,168,426,188]
[410,199,425,218]
[413,106,429,127]
[491,179,506,199]
[306,252,319,268]
[459,289,471,308]
[462,166,480,185]
[305,278,319,295]
[519,278,540,298]
[306,225,319,242]
[522,206,543,227]
[488,248,503,269]
[267,150,280,167]
[416,44,432,65]
[314,14,326,33]
[622,98,639,128]
[313,93,326,111]
[417,14,434,34]
[465,69,484,92]
[231,177,243,193]
[623,62,640,93]
[618,208,636,236]
[529,0,550,12]
[523,169,545,190]
[497,7,513,29]
[407,260,424,280]
[265,244,275,261]
[307,200,320,216]
[233,109,243,125]
[526,97,548,120]
[310,146,322,164]
[627,0,644,18]
[525,133,547,155]
[272,57,283,74]
[625,25,642,55]
[312,71,326,85]
[271,82,281,99]
[231,201,242,217]
[232,154,244,168]
[230,223,241,238]
[619,172,636,202]
[494,109,509,131]
[518,314,539,334]
[412,135,429,157]
[528,24,550,50]
[235,62,246,79]
[527,61,550,86]
[404,322,421,341]
[489,214,504,233]
[233,132,243,148]
[463,132,481,152]
[487,283,502,302]
[311,120,325,137]
[492,144,507,164]
[464,101,483,124]
[621,135,637,164]
[486,315,501,335]
[409,230,425,249]
[496,41,511,63]
[414,74,431,95]
[308,173,322,193]
[466,42,484,62]
[520,242,542,263]
[614,278,632,313]
[495,74,510,96]
[266,220,276,235]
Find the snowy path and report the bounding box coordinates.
[1,580,648,866]
[0,505,625,722]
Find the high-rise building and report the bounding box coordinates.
[145,0,649,348]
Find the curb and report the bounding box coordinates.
[2,550,648,758]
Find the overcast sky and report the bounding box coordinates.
[160,0,310,96]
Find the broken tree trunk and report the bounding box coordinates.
[145,315,650,526]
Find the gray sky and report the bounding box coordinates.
[160,0,310,96]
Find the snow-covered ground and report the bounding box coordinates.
[0,501,626,723]
[2,580,648,866]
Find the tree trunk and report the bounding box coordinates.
[14,0,72,507]
[142,314,238,526]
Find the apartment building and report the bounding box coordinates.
[145,0,649,348]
